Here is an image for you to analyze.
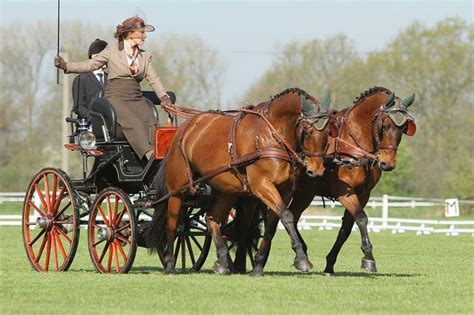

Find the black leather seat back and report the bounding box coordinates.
[88,91,176,142]
[89,97,119,141]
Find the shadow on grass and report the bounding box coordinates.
[322,271,421,278]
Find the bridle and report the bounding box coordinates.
[297,110,336,161]
[333,100,414,166]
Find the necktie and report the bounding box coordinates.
[97,73,104,87]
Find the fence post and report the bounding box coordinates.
[382,194,389,230]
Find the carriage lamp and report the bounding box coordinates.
[78,131,96,150]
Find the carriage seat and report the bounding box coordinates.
[88,91,175,142]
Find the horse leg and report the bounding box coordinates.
[355,210,377,272]
[164,195,182,274]
[323,209,355,275]
[249,209,279,277]
[250,179,312,273]
[287,179,319,255]
[233,198,258,273]
[206,192,237,275]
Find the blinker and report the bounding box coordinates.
[313,117,329,131]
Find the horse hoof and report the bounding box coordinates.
[249,269,264,277]
[213,262,231,275]
[321,272,333,277]
[294,259,313,273]
[361,259,377,273]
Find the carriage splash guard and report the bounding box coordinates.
[155,126,179,159]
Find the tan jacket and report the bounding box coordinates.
[65,42,167,98]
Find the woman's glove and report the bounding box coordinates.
[160,94,172,106]
[54,55,67,70]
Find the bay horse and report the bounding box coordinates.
[145,88,336,274]
[248,86,416,276]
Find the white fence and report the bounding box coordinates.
[1,192,473,236]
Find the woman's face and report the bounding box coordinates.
[127,29,146,46]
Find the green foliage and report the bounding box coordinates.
[1,227,473,314]
[244,17,474,198]
[0,21,225,191]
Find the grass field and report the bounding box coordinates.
[1,224,473,314]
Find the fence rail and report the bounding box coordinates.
[1,192,473,236]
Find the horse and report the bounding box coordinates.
[247,86,416,276]
[145,88,336,275]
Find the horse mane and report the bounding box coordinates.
[352,86,393,105]
[270,87,318,104]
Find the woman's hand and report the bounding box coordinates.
[160,95,172,106]
[54,55,67,70]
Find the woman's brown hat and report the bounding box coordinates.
[114,16,155,39]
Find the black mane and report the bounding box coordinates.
[270,87,317,103]
[352,86,393,105]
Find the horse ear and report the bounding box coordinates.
[402,93,416,108]
[321,89,331,112]
[384,93,395,108]
[301,95,317,116]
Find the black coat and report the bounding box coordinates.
[71,72,107,119]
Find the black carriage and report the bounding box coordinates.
[21,92,263,274]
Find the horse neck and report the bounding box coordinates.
[344,93,387,149]
[266,94,301,144]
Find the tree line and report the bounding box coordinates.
[0,17,472,199]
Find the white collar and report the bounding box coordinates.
[93,69,104,75]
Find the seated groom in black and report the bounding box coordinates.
[72,38,108,120]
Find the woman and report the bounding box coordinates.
[55,15,171,160]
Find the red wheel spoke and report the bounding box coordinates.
[52,186,66,214]
[55,230,67,260]
[35,234,48,263]
[54,226,72,245]
[113,195,119,225]
[113,242,121,272]
[28,228,46,246]
[185,237,196,266]
[115,233,130,244]
[51,174,58,212]
[29,200,46,217]
[52,229,59,270]
[116,223,130,233]
[97,206,110,226]
[107,243,113,272]
[114,208,126,226]
[34,183,49,214]
[44,174,52,213]
[53,200,71,221]
[45,233,52,271]
[115,241,128,261]
[98,241,110,264]
[93,238,106,247]
[106,196,112,225]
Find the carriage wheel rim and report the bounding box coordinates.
[88,189,136,274]
[22,169,79,272]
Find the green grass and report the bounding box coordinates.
[1,225,473,314]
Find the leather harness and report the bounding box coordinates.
[147,106,328,207]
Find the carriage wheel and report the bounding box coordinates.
[222,207,265,273]
[88,187,137,274]
[158,206,212,272]
[22,168,80,272]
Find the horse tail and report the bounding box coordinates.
[145,158,168,252]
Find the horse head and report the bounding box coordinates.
[299,90,337,177]
[373,92,417,171]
